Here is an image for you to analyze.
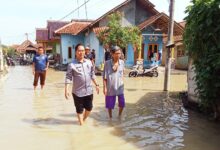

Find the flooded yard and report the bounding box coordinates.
[0,66,219,150]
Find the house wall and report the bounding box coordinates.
[162,43,188,70]
[135,1,153,25]
[85,32,101,67]
[176,56,188,69]
[121,0,136,27]
[188,59,199,103]
[142,28,163,67]
[60,34,84,64]
[99,0,136,27]
[125,44,135,67]
[56,43,61,54]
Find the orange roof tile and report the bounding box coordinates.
[138,13,163,30]
[163,35,183,43]
[16,40,37,53]
[138,12,184,35]
[55,21,91,35]
[179,21,186,28]
[92,26,109,36]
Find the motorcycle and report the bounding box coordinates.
[129,64,159,77]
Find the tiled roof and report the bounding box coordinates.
[138,13,163,30]
[92,26,109,36]
[138,12,184,35]
[55,21,91,35]
[179,21,186,28]
[36,28,48,41]
[163,35,183,43]
[10,44,20,50]
[47,20,70,40]
[16,40,37,53]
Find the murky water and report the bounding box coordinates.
[0,66,219,150]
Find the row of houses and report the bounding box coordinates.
[36,0,188,69]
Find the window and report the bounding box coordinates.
[177,45,185,57]
[68,47,72,59]
[148,44,159,61]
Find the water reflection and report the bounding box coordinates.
[92,92,189,149]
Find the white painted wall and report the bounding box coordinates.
[188,59,199,103]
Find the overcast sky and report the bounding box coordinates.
[0,0,191,45]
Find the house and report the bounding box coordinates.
[16,40,37,55]
[161,21,188,70]
[36,20,69,55]
[55,20,92,64]
[174,21,188,70]
[56,0,184,68]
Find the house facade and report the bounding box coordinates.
[36,20,69,55]
[56,0,184,68]
[55,20,92,64]
[16,40,37,55]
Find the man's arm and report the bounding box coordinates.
[65,64,73,99]
[65,83,70,99]
[45,56,49,70]
[92,79,99,94]
[32,62,35,75]
[103,62,107,95]
[46,61,49,70]
[103,79,107,95]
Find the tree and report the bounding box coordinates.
[184,0,220,119]
[2,46,16,57]
[98,12,142,53]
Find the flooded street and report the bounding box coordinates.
[0,66,220,150]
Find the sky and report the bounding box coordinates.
[0,0,191,46]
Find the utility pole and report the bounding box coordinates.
[0,38,3,72]
[25,33,28,40]
[164,0,175,91]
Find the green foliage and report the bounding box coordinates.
[184,0,220,110]
[2,45,17,57]
[98,12,142,51]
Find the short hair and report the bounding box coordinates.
[111,45,121,53]
[75,43,84,51]
[85,46,90,50]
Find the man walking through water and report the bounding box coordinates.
[65,43,99,126]
[32,46,49,90]
[103,46,125,119]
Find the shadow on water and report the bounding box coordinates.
[22,118,78,126]
[13,87,33,91]
[59,113,76,117]
[91,91,189,150]
[127,88,164,92]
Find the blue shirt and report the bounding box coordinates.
[65,59,96,97]
[103,59,125,96]
[33,54,48,71]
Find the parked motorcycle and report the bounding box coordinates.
[6,57,15,66]
[129,64,159,77]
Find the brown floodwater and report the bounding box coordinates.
[0,66,219,150]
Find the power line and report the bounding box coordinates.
[77,0,79,18]
[59,0,91,20]
[84,0,88,19]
